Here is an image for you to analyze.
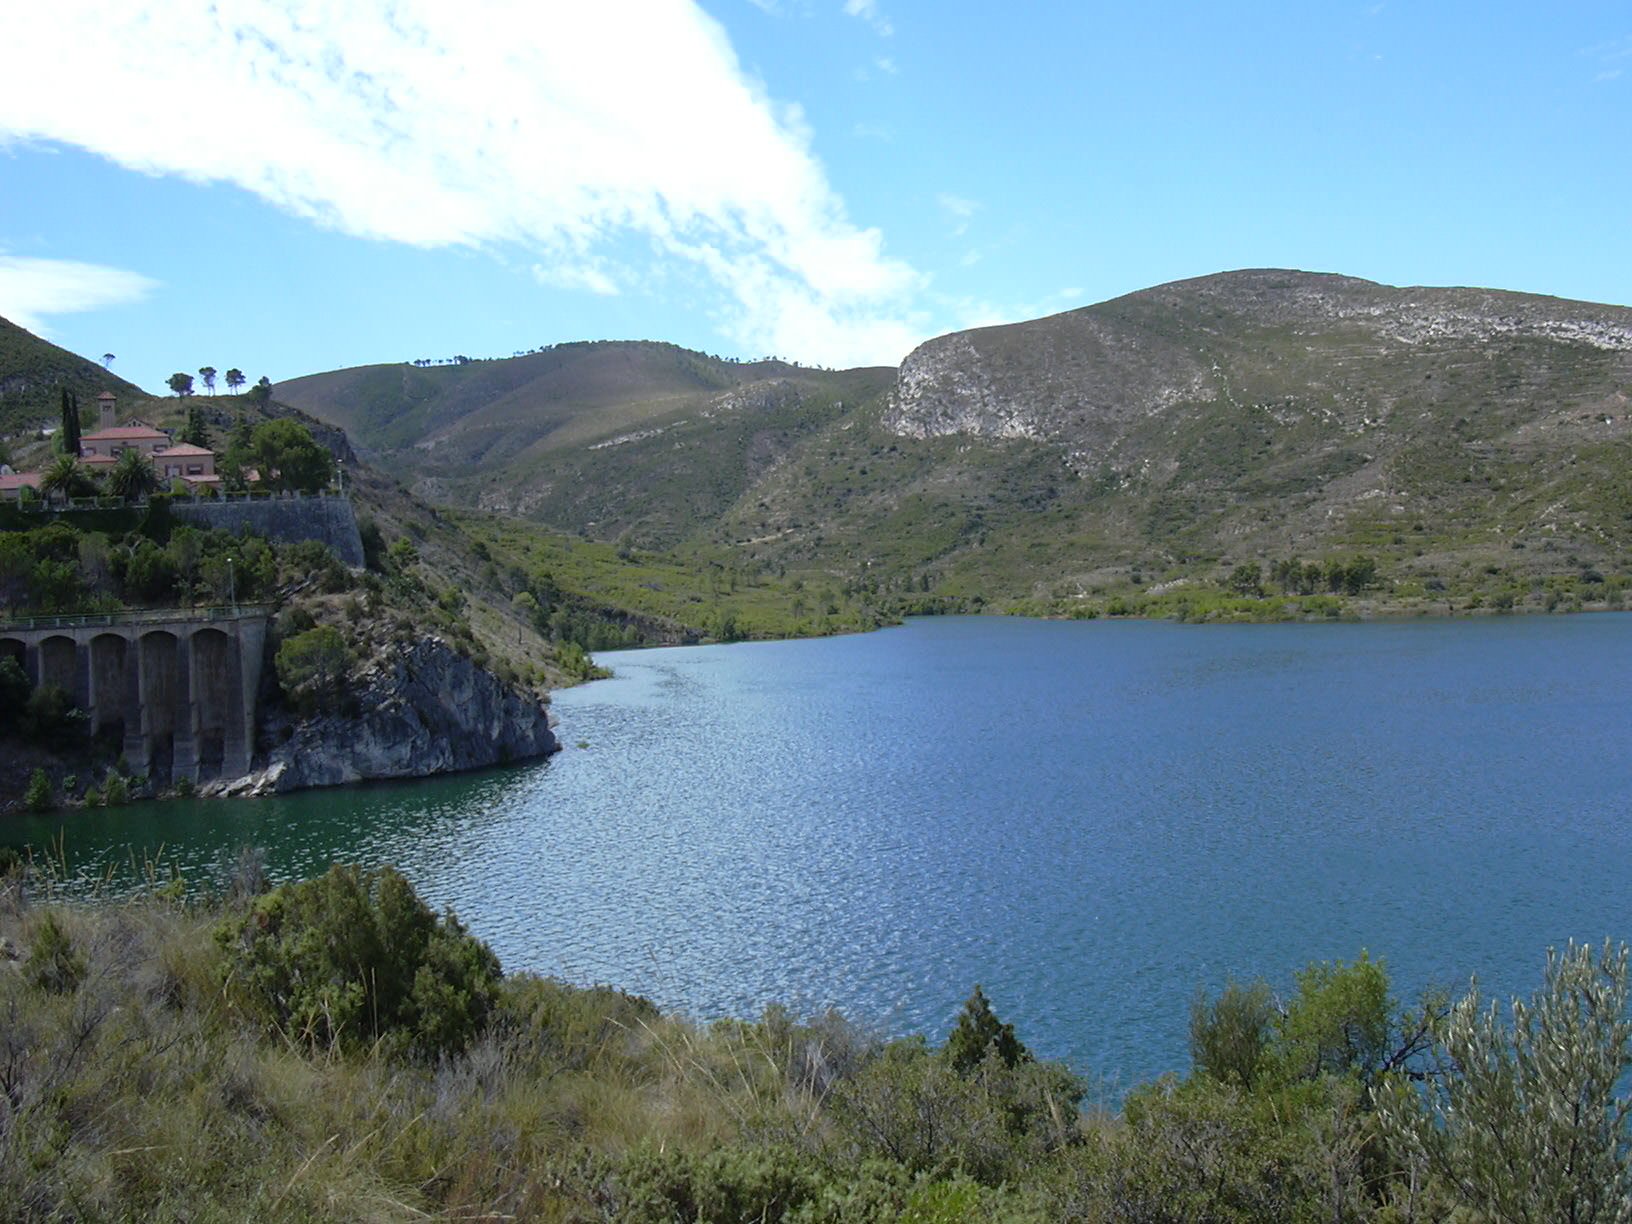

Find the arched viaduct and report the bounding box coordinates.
[1,608,268,783]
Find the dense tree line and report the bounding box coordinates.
[0,521,351,615]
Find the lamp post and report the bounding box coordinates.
[227,554,237,612]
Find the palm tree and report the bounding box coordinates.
[106,448,158,501]
[38,455,94,503]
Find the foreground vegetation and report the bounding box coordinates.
[1,857,1627,1221]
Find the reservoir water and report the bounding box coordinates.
[8,615,1632,1090]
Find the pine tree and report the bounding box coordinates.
[944,984,1031,1074]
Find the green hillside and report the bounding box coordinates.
[277,271,1632,620]
[276,342,896,548]
[0,316,147,442]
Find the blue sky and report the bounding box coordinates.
[0,2,1628,396]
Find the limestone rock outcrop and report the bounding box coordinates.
[216,637,556,795]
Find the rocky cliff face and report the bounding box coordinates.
[217,637,557,796]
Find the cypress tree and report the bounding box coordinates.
[59,388,81,456]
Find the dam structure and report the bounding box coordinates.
[0,607,270,782]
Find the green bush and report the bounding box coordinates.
[103,773,129,807]
[615,1144,822,1224]
[0,655,29,734]
[24,767,52,813]
[27,912,85,993]
[274,624,353,713]
[1375,940,1632,1222]
[22,683,86,748]
[1190,979,1276,1090]
[216,864,501,1059]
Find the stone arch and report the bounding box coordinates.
[139,630,181,775]
[39,635,80,701]
[89,633,130,741]
[190,627,233,774]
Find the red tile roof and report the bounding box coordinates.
[158,443,214,457]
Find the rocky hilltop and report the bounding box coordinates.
[887,270,1632,463]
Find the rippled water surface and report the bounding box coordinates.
[11,615,1632,1087]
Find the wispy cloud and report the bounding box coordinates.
[853,120,894,141]
[0,255,157,333]
[1580,35,1632,85]
[0,1,926,367]
[843,0,893,38]
[1581,35,1632,62]
[531,259,620,297]
[937,193,981,236]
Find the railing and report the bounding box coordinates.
[0,604,274,632]
[8,487,346,513]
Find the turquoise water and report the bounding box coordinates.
[9,615,1632,1088]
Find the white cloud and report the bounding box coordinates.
[0,255,158,333]
[874,56,899,75]
[843,0,894,37]
[0,1,926,367]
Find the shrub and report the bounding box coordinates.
[216,864,501,1059]
[24,767,52,813]
[1375,940,1632,1221]
[0,655,29,733]
[275,624,353,713]
[103,773,129,807]
[27,912,85,993]
[1190,978,1276,1090]
[22,684,86,748]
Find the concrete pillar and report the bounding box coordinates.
[220,626,251,779]
[121,628,146,772]
[86,634,115,734]
[229,618,265,779]
[23,641,41,689]
[172,632,198,783]
[70,637,92,716]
